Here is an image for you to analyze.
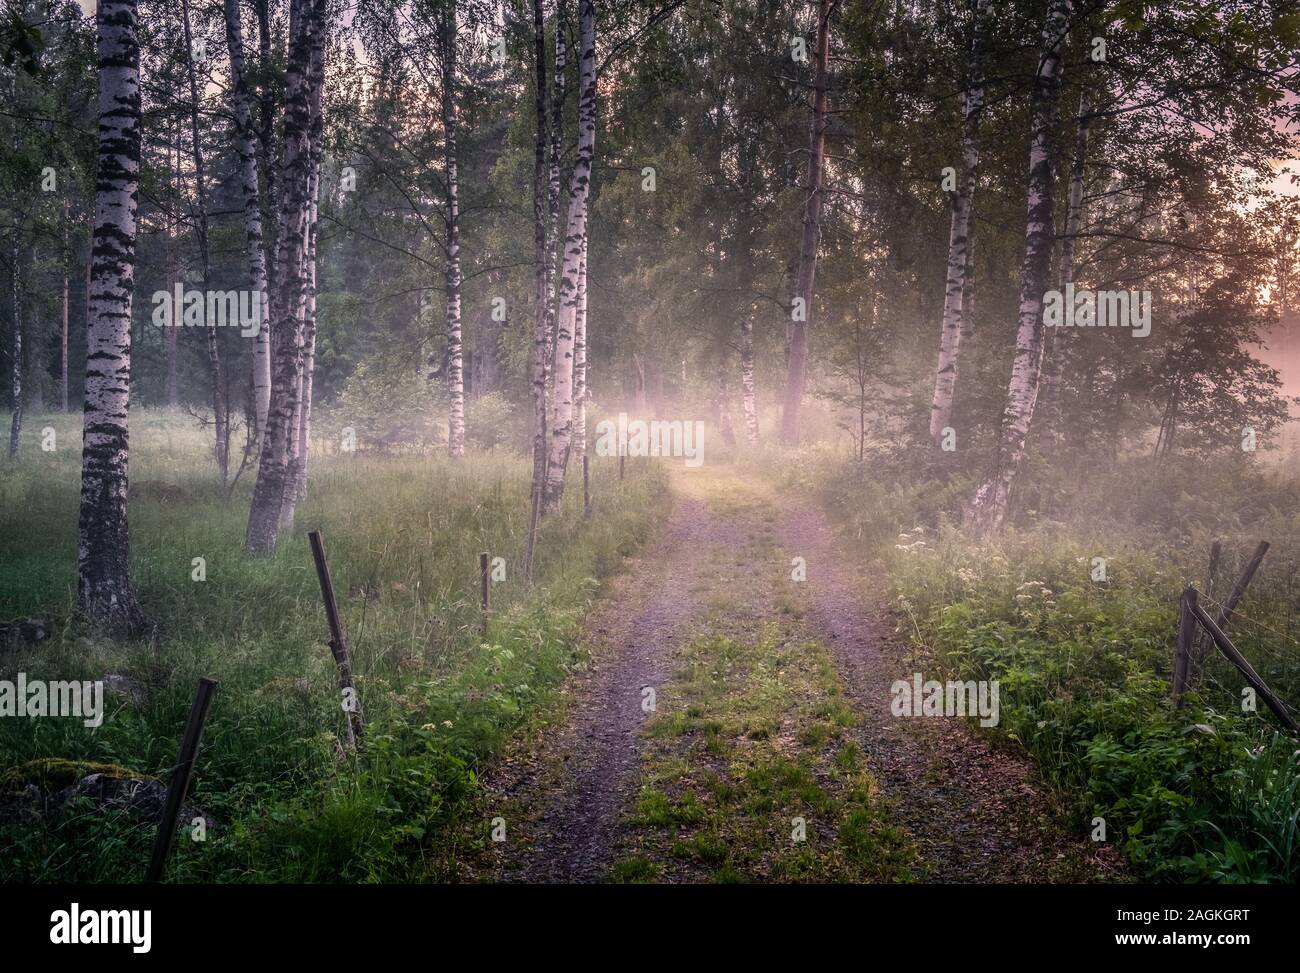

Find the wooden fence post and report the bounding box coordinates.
[619,451,625,482]
[308,529,365,748]
[480,551,491,638]
[1190,598,1300,734]
[1173,586,1197,706]
[146,676,218,882]
[1192,540,1224,685]
[1214,540,1269,632]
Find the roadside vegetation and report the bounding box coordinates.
[776,441,1300,883]
[0,409,668,882]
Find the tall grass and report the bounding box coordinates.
[0,408,669,882]
[774,442,1300,883]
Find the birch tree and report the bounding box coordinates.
[526,0,549,577]
[7,61,33,458]
[546,0,566,379]
[543,0,594,510]
[574,235,588,455]
[181,0,230,484]
[254,0,279,296]
[245,0,322,553]
[288,0,325,509]
[8,234,21,459]
[968,0,1071,533]
[79,0,146,632]
[224,0,272,441]
[927,0,987,447]
[164,117,179,407]
[780,0,833,446]
[291,9,323,502]
[61,209,70,414]
[275,0,310,533]
[440,0,465,458]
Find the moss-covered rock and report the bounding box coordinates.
[0,757,153,794]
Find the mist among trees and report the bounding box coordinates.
[3,0,1300,894]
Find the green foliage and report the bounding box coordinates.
[321,355,447,452]
[792,447,1300,883]
[465,391,521,452]
[0,409,668,882]
[899,535,1300,882]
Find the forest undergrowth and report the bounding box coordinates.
[768,440,1300,883]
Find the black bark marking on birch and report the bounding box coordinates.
[526,0,551,582]
[245,0,324,554]
[928,0,987,447]
[969,0,1071,533]
[442,1,465,459]
[225,0,272,443]
[544,0,596,512]
[79,0,146,635]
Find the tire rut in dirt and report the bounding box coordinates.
[779,506,1100,883]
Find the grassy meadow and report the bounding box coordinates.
[0,408,668,882]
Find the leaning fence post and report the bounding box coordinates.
[480,551,491,638]
[308,529,365,748]
[1190,599,1300,735]
[1193,540,1224,685]
[146,676,218,883]
[1173,586,1197,706]
[1214,540,1269,632]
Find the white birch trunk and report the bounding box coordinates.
[281,6,318,524]
[545,0,566,382]
[574,236,588,455]
[165,118,179,407]
[79,0,145,632]
[525,0,549,578]
[225,0,272,442]
[969,0,1071,533]
[543,0,594,510]
[740,315,757,445]
[287,6,324,510]
[293,194,317,503]
[928,0,987,445]
[245,0,320,553]
[442,2,465,458]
